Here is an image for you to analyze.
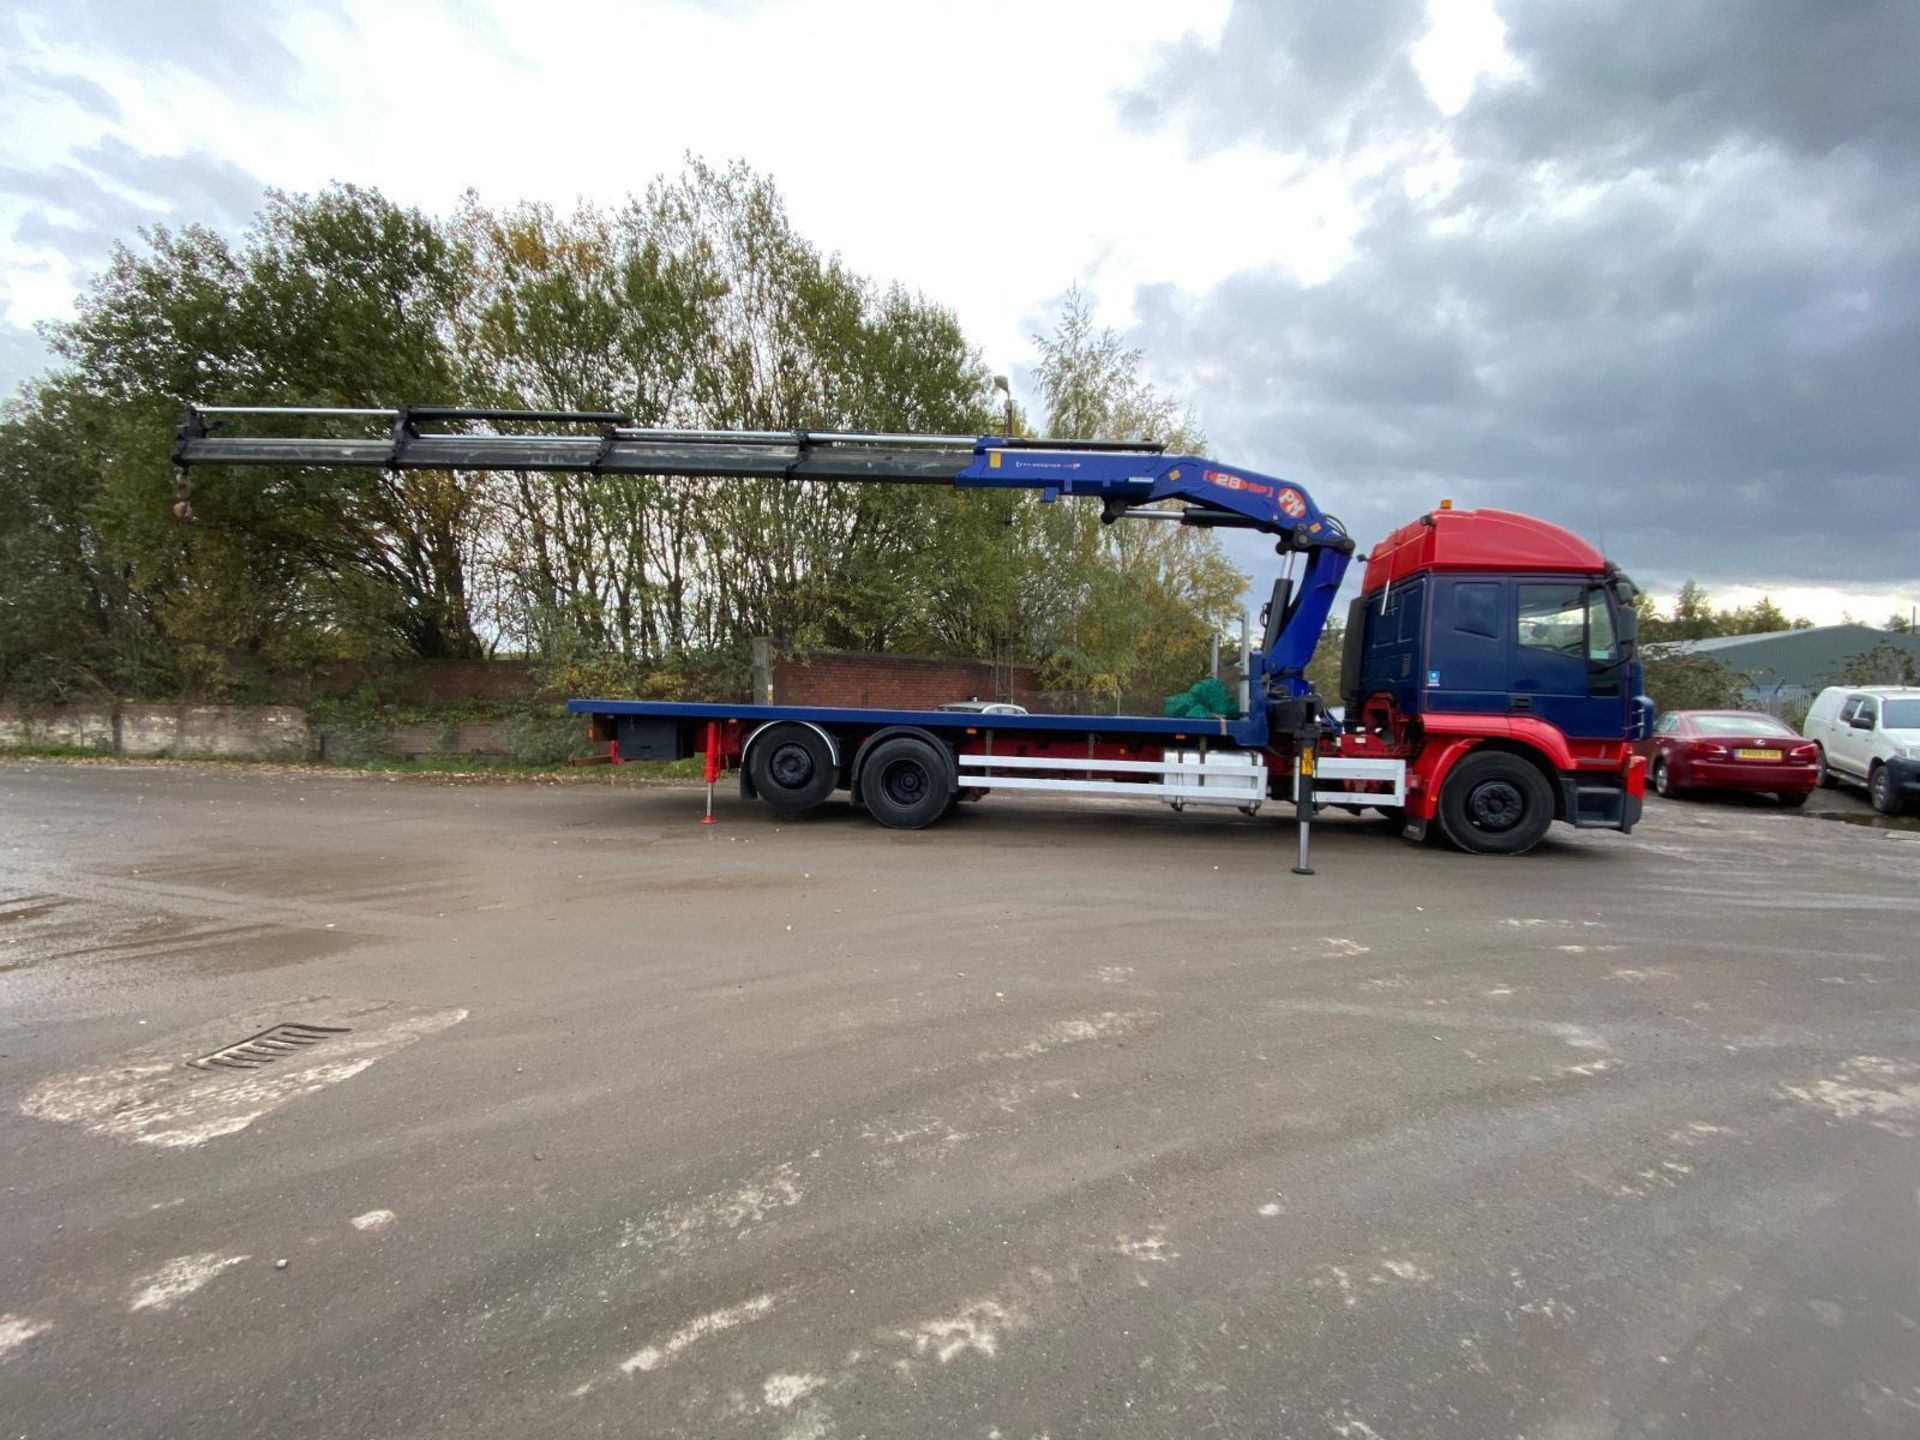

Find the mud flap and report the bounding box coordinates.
[1401,816,1428,843]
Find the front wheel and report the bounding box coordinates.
[1869,764,1905,816]
[1435,751,1556,856]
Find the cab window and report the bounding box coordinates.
[1516,585,1586,659]
[1586,589,1617,663]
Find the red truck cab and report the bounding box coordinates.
[1334,506,1650,853]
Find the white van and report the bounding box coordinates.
[1801,685,1920,815]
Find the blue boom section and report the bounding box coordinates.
[950,444,1353,703]
[566,698,1271,747]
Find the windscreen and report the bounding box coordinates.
[1690,713,1796,737]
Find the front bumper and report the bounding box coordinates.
[1883,756,1920,797]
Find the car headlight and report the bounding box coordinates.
[1904,744,1920,761]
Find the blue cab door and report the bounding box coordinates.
[1422,576,1626,739]
[1508,580,1624,739]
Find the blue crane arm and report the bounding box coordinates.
[171,405,1353,715]
[951,443,1352,704]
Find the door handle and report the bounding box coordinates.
[1509,696,1533,712]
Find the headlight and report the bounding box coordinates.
[1904,744,1920,761]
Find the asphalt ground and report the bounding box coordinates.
[1,759,1916,1439]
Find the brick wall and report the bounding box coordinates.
[773,652,1042,711]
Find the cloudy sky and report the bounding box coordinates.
[3,0,1915,623]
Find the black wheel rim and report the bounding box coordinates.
[769,742,814,790]
[1466,778,1526,833]
[881,757,929,807]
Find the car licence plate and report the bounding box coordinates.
[1734,748,1782,761]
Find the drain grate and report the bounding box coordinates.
[188,1022,352,1072]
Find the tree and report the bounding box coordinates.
[1638,582,1812,644]
[2,164,1240,709]
[1720,595,1789,635]
[1831,643,1920,687]
[1888,612,1916,635]
[1640,645,1747,713]
[1668,580,1719,640]
[1023,288,1244,708]
[31,186,487,680]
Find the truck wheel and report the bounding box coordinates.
[1436,751,1555,856]
[747,724,837,815]
[859,736,952,830]
[1869,763,1904,816]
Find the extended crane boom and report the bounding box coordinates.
[172,404,1355,701]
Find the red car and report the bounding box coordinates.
[1644,710,1821,806]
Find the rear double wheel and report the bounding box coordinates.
[858,735,953,830]
[1435,750,1556,856]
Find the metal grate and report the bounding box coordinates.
[188,1022,352,1072]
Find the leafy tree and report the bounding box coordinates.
[2,164,1245,713]
[1669,579,1718,640]
[1640,645,1748,713]
[31,187,486,679]
[1638,581,1811,644]
[1022,288,1243,708]
[1720,596,1790,635]
[1830,643,1920,687]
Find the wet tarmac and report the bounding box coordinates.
[1,759,1916,1438]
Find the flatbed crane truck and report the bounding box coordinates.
[173,405,1652,858]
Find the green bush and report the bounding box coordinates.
[504,711,584,766]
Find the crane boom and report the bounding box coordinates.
[170,403,1354,700]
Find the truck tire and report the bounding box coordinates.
[858,735,952,829]
[747,724,837,815]
[1435,750,1556,856]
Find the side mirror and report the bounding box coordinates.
[1616,607,1639,647]
[1851,714,1875,730]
